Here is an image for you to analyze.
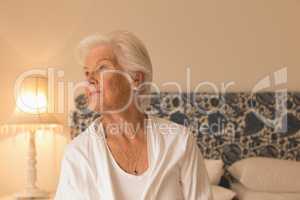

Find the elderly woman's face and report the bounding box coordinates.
[84,44,133,113]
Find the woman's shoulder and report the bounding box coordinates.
[63,124,98,160]
[149,115,194,148]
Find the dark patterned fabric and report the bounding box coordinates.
[71,92,300,166]
[70,94,100,139]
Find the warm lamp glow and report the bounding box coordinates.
[15,75,48,114]
[16,91,47,114]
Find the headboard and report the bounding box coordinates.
[70,91,300,166]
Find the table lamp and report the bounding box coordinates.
[4,74,62,199]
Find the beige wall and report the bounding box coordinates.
[0,0,299,196]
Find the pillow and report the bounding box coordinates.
[204,159,224,185]
[232,183,300,200]
[228,157,300,193]
[212,185,236,200]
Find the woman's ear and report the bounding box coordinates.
[132,71,145,89]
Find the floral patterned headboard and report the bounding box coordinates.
[70,92,300,166]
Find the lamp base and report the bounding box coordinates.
[14,187,49,199]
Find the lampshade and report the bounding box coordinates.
[1,74,62,135]
[15,74,48,114]
[7,112,60,126]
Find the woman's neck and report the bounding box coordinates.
[100,106,147,140]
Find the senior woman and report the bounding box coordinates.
[55,30,212,200]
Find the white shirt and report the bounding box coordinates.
[105,116,152,199]
[55,115,213,200]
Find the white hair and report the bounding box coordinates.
[76,30,153,94]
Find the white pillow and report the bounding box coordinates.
[204,159,224,185]
[228,157,300,193]
[212,185,236,200]
[232,183,300,200]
